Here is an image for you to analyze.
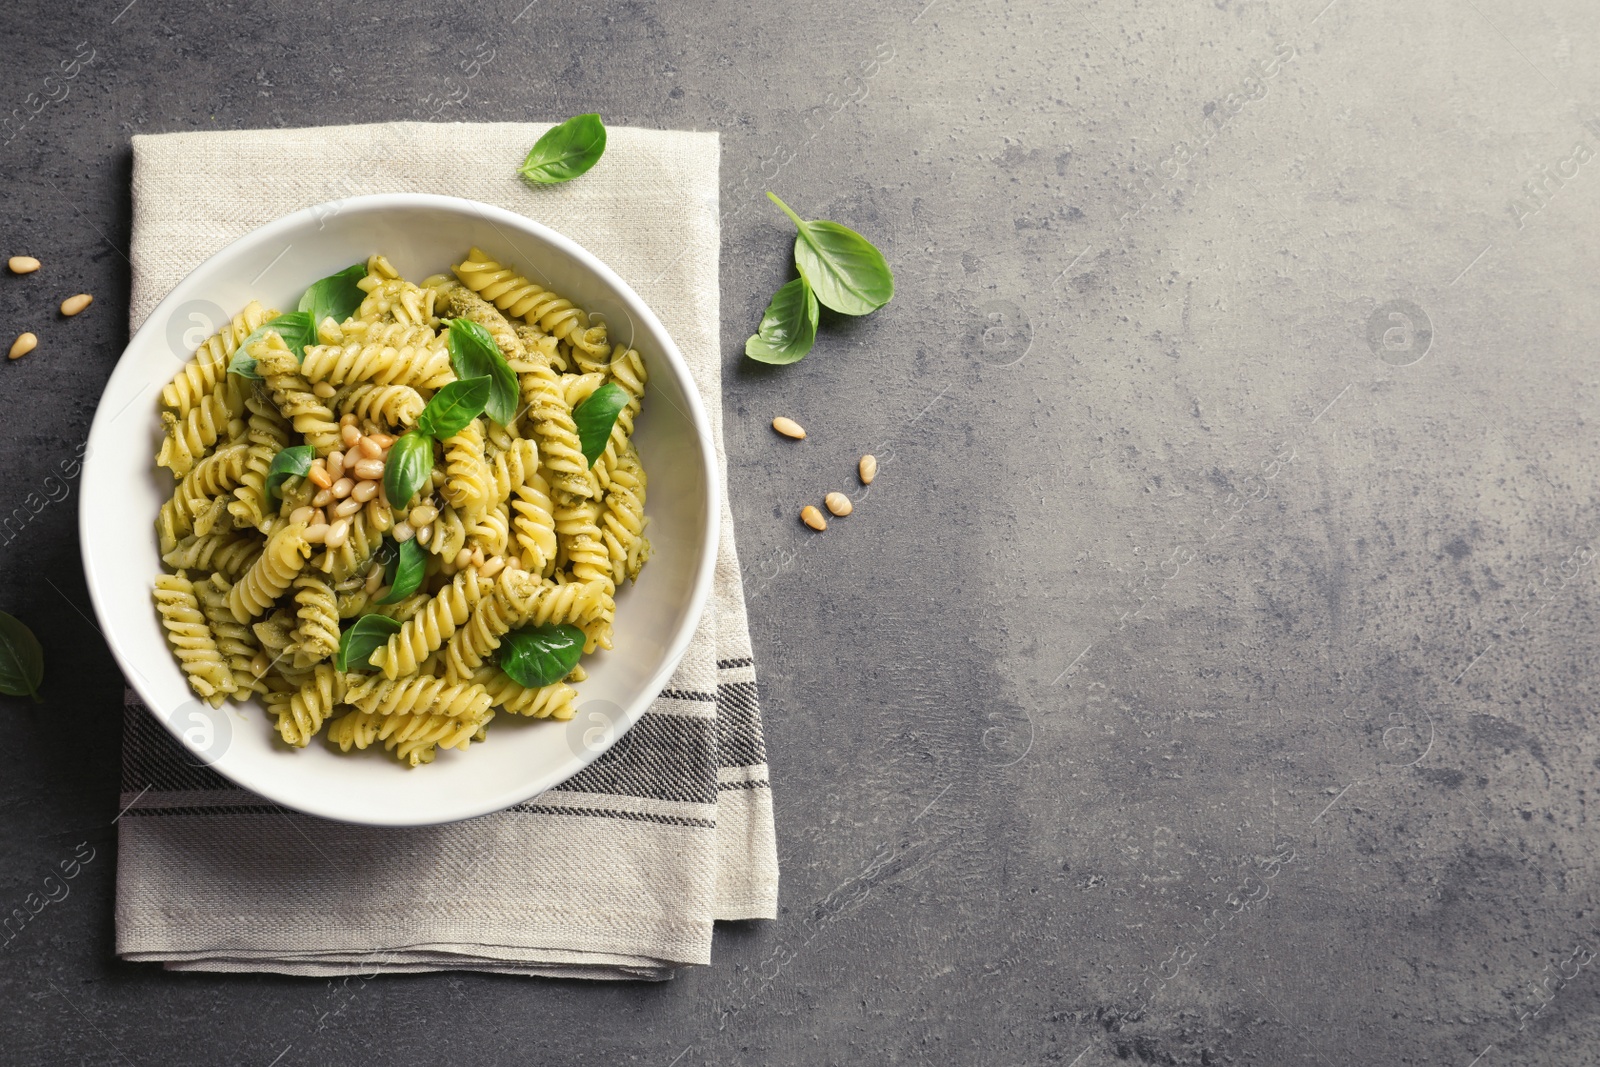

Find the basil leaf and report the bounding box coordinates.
[744,276,819,364]
[496,622,585,688]
[334,614,403,672]
[447,318,519,426]
[415,376,491,440]
[298,263,369,331]
[227,311,317,378]
[375,537,427,604]
[265,444,315,503]
[572,381,630,467]
[383,430,434,510]
[518,113,607,184]
[0,611,43,702]
[767,192,894,316]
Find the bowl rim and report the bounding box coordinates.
[80,192,720,826]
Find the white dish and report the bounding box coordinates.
[80,193,718,827]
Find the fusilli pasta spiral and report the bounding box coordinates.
[155,572,235,705]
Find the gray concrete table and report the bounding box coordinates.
[3,1,1598,1063]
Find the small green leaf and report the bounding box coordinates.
[0,611,43,702]
[228,311,317,378]
[416,376,491,440]
[572,381,629,467]
[447,318,519,426]
[745,276,819,364]
[518,113,608,184]
[767,192,894,316]
[496,623,585,688]
[334,614,403,672]
[375,537,427,604]
[298,263,369,331]
[383,430,434,510]
[265,444,315,503]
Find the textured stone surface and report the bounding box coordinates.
[3,0,1600,1064]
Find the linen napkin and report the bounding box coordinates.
[115,122,778,978]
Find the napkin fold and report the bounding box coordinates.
[116,122,777,978]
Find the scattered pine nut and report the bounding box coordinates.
[859,454,877,485]
[59,293,92,316]
[330,477,355,499]
[824,492,853,517]
[393,521,415,543]
[311,381,336,399]
[325,518,351,549]
[307,463,333,490]
[327,451,344,480]
[250,652,270,677]
[9,332,37,360]
[454,547,473,568]
[351,458,384,480]
[800,505,827,531]
[340,422,361,447]
[772,416,806,439]
[351,480,378,503]
[333,497,362,519]
[303,523,330,544]
[357,436,382,459]
[478,557,505,578]
[409,504,438,527]
[289,506,315,526]
[8,256,41,274]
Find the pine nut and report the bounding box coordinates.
[307,463,333,490]
[331,477,354,499]
[365,566,384,593]
[470,546,485,566]
[478,557,505,578]
[393,521,415,542]
[859,454,877,485]
[357,436,382,459]
[454,547,473,568]
[416,524,433,545]
[289,506,315,526]
[327,451,344,480]
[800,505,827,531]
[303,523,330,544]
[326,518,351,549]
[312,509,328,527]
[408,504,438,527]
[311,489,333,508]
[7,256,40,274]
[59,293,92,316]
[369,433,396,448]
[365,500,391,531]
[333,497,362,518]
[340,422,361,447]
[824,492,853,517]
[772,416,806,439]
[8,332,37,360]
[312,381,336,399]
[250,652,270,677]
[351,480,378,503]
[352,458,384,480]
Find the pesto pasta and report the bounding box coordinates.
[151,251,651,767]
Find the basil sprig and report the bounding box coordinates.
[572,382,630,467]
[264,444,314,503]
[382,430,435,512]
[744,276,819,364]
[496,622,585,688]
[0,611,44,702]
[382,376,493,507]
[767,192,894,316]
[518,113,607,185]
[334,614,402,672]
[446,318,519,426]
[376,537,427,604]
[298,262,368,331]
[227,311,316,379]
[416,376,492,439]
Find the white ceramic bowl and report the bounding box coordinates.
[81,194,718,827]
